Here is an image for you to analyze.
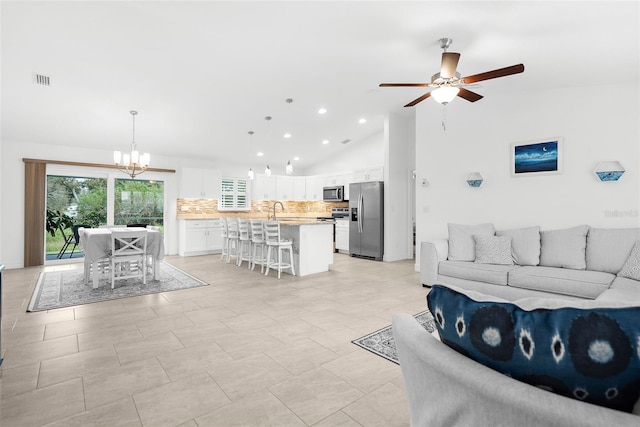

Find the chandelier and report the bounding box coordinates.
[113,110,150,178]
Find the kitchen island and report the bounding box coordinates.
[279,221,334,276]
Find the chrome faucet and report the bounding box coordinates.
[268,201,285,221]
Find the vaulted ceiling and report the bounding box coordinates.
[2,1,638,173]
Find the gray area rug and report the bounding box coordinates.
[352,310,435,364]
[28,262,208,312]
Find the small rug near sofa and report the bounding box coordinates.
[28,262,208,312]
[352,310,436,364]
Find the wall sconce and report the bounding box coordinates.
[466,172,484,188]
[594,161,625,182]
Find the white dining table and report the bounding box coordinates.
[79,227,165,289]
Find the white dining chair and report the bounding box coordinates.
[110,229,148,289]
[264,221,295,278]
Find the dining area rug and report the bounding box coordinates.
[28,262,208,312]
[352,310,436,364]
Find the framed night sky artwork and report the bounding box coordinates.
[511,137,563,177]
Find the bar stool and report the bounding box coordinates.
[264,221,295,278]
[220,217,229,262]
[237,219,252,268]
[250,219,267,273]
[226,218,240,264]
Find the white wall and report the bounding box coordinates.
[304,131,384,176]
[384,111,415,261]
[415,83,640,270]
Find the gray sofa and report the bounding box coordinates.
[393,312,640,426]
[420,224,640,303]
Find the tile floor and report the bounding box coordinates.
[0,254,430,426]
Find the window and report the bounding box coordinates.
[218,177,250,211]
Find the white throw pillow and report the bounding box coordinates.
[447,223,495,261]
[618,241,640,281]
[496,226,541,266]
[474,235,514,265]
[539,225,589,270]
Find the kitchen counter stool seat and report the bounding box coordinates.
[264,221,295,279]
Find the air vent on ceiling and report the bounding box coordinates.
[341,139,351,144]
[32,73,51,86]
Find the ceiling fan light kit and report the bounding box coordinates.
[380,38,525,107]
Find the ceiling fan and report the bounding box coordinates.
[380,38,524,107]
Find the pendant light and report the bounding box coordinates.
[113,110,150,178]
[265,164,272,177]
[286,160,293,175]
[247,131,255,180]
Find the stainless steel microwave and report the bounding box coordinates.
[323,185,344,202]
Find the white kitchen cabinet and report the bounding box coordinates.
[276,175,294,200]
[292,176,306,200]
[335,219,349,253]
[325,174,345,186]
[179,168,221,199]
[343,173,353,200]
[353,167,383,183]
[252,174,277,200]
[305,175,325,201]
[178,219,222,256]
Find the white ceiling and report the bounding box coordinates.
[2,1,638,174]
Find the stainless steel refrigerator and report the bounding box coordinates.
[349,181,384,260]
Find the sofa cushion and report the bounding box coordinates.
[426,284,640,413]
[617,241,640,281]
[439,260,517,286]
[448,223,495,262]
[587,228,640,274]
[509,266,613,299]
[496,226,541,266]
[474,235,513,265]
[597,277,640,303]
[540,225,589,269]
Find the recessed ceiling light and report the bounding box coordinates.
[294,156,300,161]
[257,152,264,157]
[318,108,327,114]
[322,140,329,145]
[358,118,367,124]
[283,132,292,138]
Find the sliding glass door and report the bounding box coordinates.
[45,167,164,263]
[46,175,107,261]
[114,178,164,228]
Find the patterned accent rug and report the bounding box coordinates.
[28,262,208,312]
[352,310,436,364]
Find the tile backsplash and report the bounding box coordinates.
[177,199,348,219]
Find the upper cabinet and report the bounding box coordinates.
[179,168,221,199]
[353,167,384,183]
[305,175,325,201]
[252,174,277,200]
[292,177,306,200]
[276,175,294,200]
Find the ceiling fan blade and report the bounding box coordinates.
[440,52,461,79]
[404,92,432,107]
[462,64,525,84]
[379,83,428,87]
[457,87,483,102]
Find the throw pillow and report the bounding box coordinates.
[448,223,495,261]
[427,284,640,413]
[539,225,589,270]
[496,226,541,266]
[618,241,640,281]
[474,235,514,265]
